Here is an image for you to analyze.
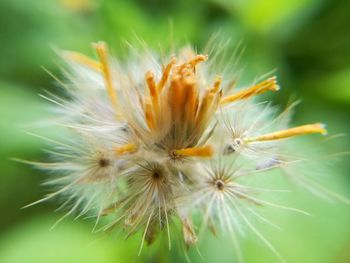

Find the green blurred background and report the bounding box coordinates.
[1,0,350,262]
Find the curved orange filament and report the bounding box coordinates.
[94,42,119,110]
[173,145,214,158]
[158,57,176,93]
[220,76,279,105]
[63,51,101,72]
[245,123,327,143]
[115,143,137,155]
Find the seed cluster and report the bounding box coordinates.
[30,41,328,260]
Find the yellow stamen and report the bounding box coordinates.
[175,54,208,76]
[173,145,214,158]
[144,98,156,130]
[158,57,176,93]
[94,42,118,109]
[185,81,199,124]
[146,71,159,119]
[63,51,101,71]
[115,143,137,155]
[195,80,221,128]
[168,77,188,122]
[220,76,279,105]
[188,54,208,67]
[211,76,222,93]
[245,123,327,143]
[195,90,215,127]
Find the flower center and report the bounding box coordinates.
[215,179,225,191]
[98,158,110,168]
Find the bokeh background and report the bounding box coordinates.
[1,0,350,262]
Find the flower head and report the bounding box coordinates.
[28,40,332,261]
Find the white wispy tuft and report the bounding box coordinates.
[22,39,347,262]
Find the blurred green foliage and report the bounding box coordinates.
[0,0,350,262]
